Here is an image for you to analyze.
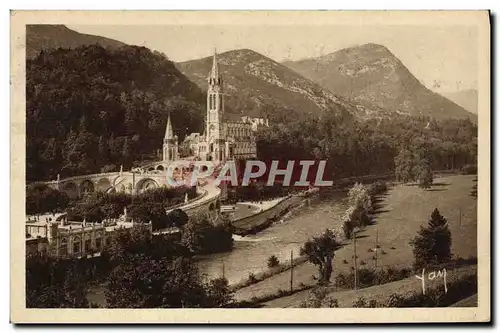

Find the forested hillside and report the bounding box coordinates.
[27,45,205,181]
[257,114,477,179]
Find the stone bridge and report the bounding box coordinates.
[45,171,179,199]
[44,169,223,222]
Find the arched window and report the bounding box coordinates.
[84,234,92,253]
[95,232,102,251]
[59,238,68,257]
[72,236,81,255]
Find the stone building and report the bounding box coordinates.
[25,216,149,259]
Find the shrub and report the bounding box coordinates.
[300,287,328,308]
[352,296,368,308]
[368,181,388,196]
[460,164,477,175]
[267,255,280,268]
[336,266,413,290]
[343,220,355,239]
[418,167,433,190]
[247,273,257,284]
[324,296,339,308]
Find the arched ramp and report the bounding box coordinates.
[96,178,112,192]
[80,180,95,195]
[62,182,79,199]
[135,178,159,194]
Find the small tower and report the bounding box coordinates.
[163,113,179,162]
[206,49,226,162]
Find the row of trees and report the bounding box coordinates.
[227,182,293,203]
[26,183,70,216]
[299,181,388,285]
[394,148,433,188]
[64,186,195,229]
[341,181,388,239]
[256,112,477,180]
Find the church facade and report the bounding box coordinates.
[164,51,266,163]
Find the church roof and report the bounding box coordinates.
[164,113,174,140]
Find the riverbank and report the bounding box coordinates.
[231,188,319,236]
[231,174,477,304]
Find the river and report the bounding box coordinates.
[196,190,349,284]
[87,190,349,305]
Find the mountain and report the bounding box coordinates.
[26,25,127,59]
[175,49,393,123]
[283,43,474,120]
[442,89,478,114]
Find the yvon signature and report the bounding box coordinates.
[415,268,448,294]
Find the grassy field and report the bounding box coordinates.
[234,174,478,304]
[264,265,477,308]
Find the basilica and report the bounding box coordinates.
[162,51,268,163]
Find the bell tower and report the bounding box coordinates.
[206,49,225,162]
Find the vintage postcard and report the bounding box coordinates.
[10,10,490,323]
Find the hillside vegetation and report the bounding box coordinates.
[27,45,205,181]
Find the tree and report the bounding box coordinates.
[410,208,452,269]
[166,208,189,228]
[180,216,233,255]
[418,164,433,190]
[204,277,234,307]
[267,255,280,268]
[105,254,232,308]
[26,253,90,308]
[300,229,341,284]
[98,135,108,159]
[26,183,69,215]
[394,149,418,183]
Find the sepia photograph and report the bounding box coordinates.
[10,10,490,323]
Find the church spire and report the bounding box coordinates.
[209,48,219,80]
[164,112,173,140]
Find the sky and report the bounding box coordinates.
[69,24,478,93]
